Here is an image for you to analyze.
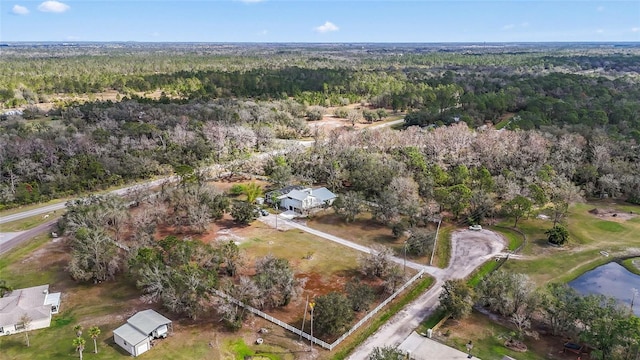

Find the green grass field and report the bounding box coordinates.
[499,201,640,285]
[239,224,362,276]
[622,257,640,276]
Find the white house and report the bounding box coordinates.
[0,284,61,336]
[277,187,337,213]
[113,309,172,357]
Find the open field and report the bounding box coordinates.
[307,211,433,265]
[498,201,640,285]
[0,212,427,359]
[0,228,321,360]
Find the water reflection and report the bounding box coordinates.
[568,262,640,316]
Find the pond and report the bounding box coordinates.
[569,262,640,316]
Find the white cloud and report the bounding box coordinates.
[258,29,268,36]
[596,29,604,34]
[502,24,515,30]
[37,1,70,13]
[314,21,339,33]
[12,4,29,15]
[521,22,530,28]
[596,6,605,12]
[632,27,639,33]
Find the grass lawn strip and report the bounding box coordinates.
[622,257,640,276]
[433,225,453,268]
[330,276,434,360]
[0,213,61,232]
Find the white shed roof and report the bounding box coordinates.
[127,309,172,335]
[113,323,148,346]
[44,292,61,308]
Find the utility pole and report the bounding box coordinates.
[403,242,407,275]
[309,301,315,351]
[300,295,309,340]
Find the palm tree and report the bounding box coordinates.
[73,324,83,337]
[73,337,86,360]
[242,182,263,204]
[88,326,101,353]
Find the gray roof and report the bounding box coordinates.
[265,185,303,200]
[286,189,310,202]
[0,285,52,327]
[312,187,336,202]
[127,309,171,335]
[113,323,149,345]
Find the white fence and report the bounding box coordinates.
[213,267,427,351]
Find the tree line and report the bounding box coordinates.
[439,271,640,360]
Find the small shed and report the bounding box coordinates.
[113,309,172,357]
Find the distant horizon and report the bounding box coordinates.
[3,41,640,45]
[2,1,639,43]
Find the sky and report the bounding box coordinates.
[1,0,639,43]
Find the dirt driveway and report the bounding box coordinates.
[347,229,506,359]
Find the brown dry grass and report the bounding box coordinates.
[307,210,432,264]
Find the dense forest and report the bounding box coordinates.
[1,43,639,209]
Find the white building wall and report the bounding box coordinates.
[136,341,150,356]
[114,333,136,356]
[28,317,51,332]
[280,198,303,211]
[0,315,51,336]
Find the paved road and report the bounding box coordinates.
[398,332,477,360]
[0,203,66,225]
[257,214,504,359]
[347,229,505,359]
[0,179,172,254]
[0,219,58,255]
[0,179,171,226]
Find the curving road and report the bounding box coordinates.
[347,229,505,359]
[257,214,505,359]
